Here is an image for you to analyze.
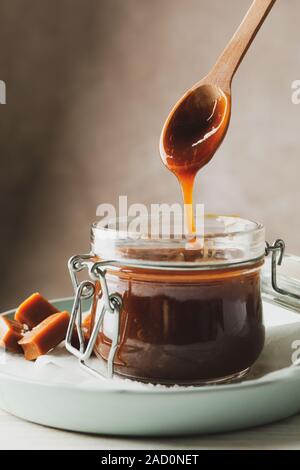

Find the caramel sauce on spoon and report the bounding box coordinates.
[160,85,230,235]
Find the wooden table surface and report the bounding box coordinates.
[1,408,300,450]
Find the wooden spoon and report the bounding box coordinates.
[160,0,276,178]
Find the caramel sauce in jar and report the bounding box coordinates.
[90,216,265,385]
[95,263,264,384]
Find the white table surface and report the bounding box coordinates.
[1,407,300,450]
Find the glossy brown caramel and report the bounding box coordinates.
[91,87,259,385]
[161,85,231,234]
[94,261,264,384]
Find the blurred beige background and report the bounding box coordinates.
[0,0,299,310]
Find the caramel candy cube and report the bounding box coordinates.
[0,317,24,353]
[15,293,58,329]
[82,313,92,342]
[19,311,70,361]
[71,314,92,349]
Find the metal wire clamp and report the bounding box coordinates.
[66,254,122,379]
[265,239,300,301]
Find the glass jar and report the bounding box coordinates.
[67,214,266,385]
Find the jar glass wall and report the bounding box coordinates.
[89,214,265,385]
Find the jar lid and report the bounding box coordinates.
[90,214,265,269]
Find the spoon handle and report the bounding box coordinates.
[207,0,276,91]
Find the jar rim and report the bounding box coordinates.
[90,214,265,269]
[91,214,264,239]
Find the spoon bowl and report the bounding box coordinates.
[160,84,231,178]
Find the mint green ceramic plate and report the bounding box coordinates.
[0,297,300,436]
